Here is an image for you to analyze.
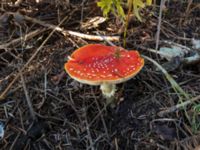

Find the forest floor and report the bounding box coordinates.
[0,0,200,150]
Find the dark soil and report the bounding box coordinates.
[0,0,200,150]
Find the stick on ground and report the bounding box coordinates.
[0,15,69,101]
[6,11,120,42]
[0,29,46,50]
[158,95,200,117]
[19,70,36,120]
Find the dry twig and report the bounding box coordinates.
[155,0,166,50]
[19,70,36,121]
[6,12,120,42]
[91,88,109,140]
[158,95,200,117]
[0,15,69,100]
[82,107,95,150]
[0,29,46,50]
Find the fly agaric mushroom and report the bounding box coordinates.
[65,44,144,98]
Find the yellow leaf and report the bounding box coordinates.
[146,0,152,6]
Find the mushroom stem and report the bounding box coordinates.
[100,83,116,99]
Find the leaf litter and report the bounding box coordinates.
[0,0,200,149]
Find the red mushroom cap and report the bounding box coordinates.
[65,44,144,85]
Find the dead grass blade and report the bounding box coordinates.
[142,55,189,99]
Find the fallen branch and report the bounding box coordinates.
[158,95,200,117]
[7,12,120,42]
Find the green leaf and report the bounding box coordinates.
[97,0,113,17]
[133,0,143,21]
[194,104,200,112]
[97,0,153,22]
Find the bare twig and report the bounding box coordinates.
[6,12,120,42]
[156,143,170,150]
[44,70,47,99]
[9,133,21,150]
[138,45,172,58]
[181,0,193,25]
[67,30,119,41]
[155,0,166,50]
[82,107,95,150]
[0,15,69,100]
[158,95,200,117]
[91,88,109,140]
[86,134,106,150]
[81,0,86,22]
[19,70,36,121]
[0,29,46,50]
[96,32,116,46]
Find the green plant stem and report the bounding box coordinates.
[123,0,132,47]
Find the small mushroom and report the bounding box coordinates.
[65,44,144,99]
